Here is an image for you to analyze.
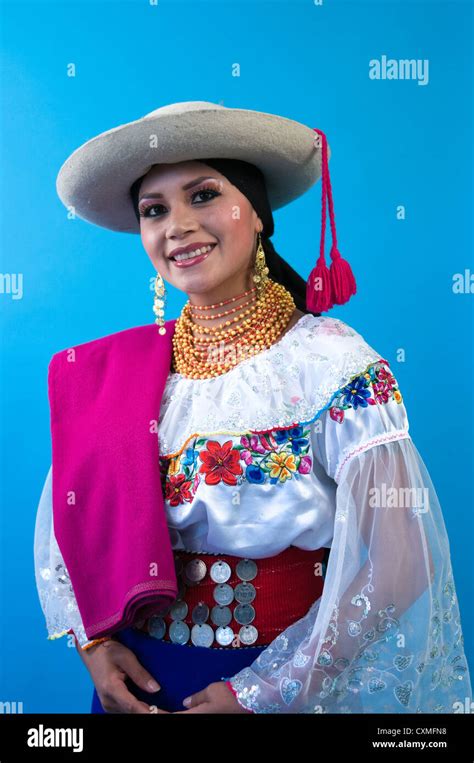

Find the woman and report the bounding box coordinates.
[34,101,472,714]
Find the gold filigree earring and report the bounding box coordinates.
[153,271,167,334]
[252,231,270,298]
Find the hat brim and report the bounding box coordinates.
[56,104,330,233]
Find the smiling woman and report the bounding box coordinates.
[34,101,471,714]
[133,162,263,315]
[129,156,316,323]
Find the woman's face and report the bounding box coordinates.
[137,160,263,305]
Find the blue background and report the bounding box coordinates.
[1,0,472,712]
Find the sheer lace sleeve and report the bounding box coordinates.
[33,465,102,649]
[227,364,472,713]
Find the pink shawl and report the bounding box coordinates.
[48,319,179,640]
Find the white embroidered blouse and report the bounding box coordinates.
[34,314,472,713]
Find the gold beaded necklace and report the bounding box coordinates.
[172,278,296,379]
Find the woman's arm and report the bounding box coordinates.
[34,465,106,649]
[226,366,471,713]
[34,466,167,712]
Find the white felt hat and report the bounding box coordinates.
[55,100,328,234]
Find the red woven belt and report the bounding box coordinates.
[133,545,327,648]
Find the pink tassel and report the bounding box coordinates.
[306,127,334,313]
[307,257,334,312]
[329,245,357,305]
[307,127,357,313]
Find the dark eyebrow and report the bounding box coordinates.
[138,176,219,203]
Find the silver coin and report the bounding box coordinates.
[170,599,188,620]
[236,559,258,581]
[147,616,166,640]
[213,583,234,606]
[216,626,235,646]
[192,602,209,624]
[184,558,207,583]
[210,560,232,584]
[211,605,232,627]
[169,620,190,645]
[191,623,214,647]
[234,581,256,604]
[239,625,258,645]
[234,603,256,625]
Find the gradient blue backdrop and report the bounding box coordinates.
[1,0,472,712]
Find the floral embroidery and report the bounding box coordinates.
[328,360,403,424]
[199,440,243,486]
[165,473,194,507]
[159,425,312,504]
[239,427,311,484]
[158,360,402,504]
[160,447,200,506]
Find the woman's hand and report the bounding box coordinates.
[77,639,169,714]
[173,681,254,714]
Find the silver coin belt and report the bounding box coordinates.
[133,551,263,649]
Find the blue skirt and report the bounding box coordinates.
[91,626,267,713]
